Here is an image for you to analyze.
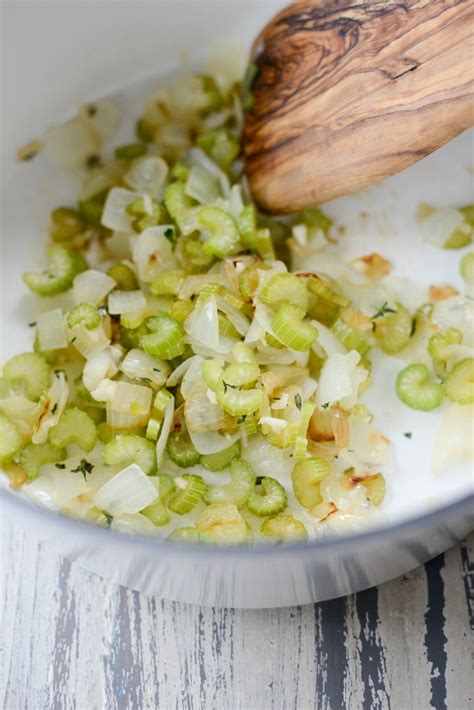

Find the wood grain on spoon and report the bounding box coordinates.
[243,0,474,213]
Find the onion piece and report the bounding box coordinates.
[124,156,168,198]
[167,355,201,388]
[44,116,98,170]
[108,290,147,315]
[37,309,68,351]
[101,187,143,232]
[93,464,158,515]
[120,349,170,387]
[156,394,175,465]
[184,296,219,350]
[73,269,116,306]
[431,404,474,473]
[107,381,152,429]
[132,226,179,282]
[188,428,240,455]
[111,513,158,535]
[83,347,120,392]
[32,372,69,444]
[316,351,367,408]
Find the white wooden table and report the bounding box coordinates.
[1,521,473,710]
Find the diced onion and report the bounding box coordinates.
[44,117,98,170]
[108,290,147,315]
[32,372,69,444]
[184,296,219,350]
[124,156,168,198]
[83,347,120,393]
[101,187,143,232]
[93,464,158,515]
[107,381,152,429]
[120,349,170,387]
[111,513,158,535]
[185,164,221,204]
[432,404,474,473]
[73,269,116,306]
[316,351,367,408]
[132,226,179,282]
[188,428,240,455]
[156,394,175,465]
[37,308,68,351]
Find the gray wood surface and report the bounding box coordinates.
[1,520,473,710]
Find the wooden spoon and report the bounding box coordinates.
[243,0,474,213]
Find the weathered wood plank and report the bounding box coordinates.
[1,521,473,710]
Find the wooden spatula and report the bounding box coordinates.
[243,0,474,213]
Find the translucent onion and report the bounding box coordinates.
[166,355,200,388]
[184,391,226,432]
[124,156,168,198]
[316,351,366,408]
[215,296,249,335]
[185,164,221,204]
[44,116,98,171]
[101,187,143,232]
[188,147,230,197]
[156,394,175,465]
[132,226,179,282]
[108,290,147,315]
[188,428,241,455]
[71,325,110,359]
[111,513,158,535]
[36,308,68,351]
[107,381,152,429]
[73,269,116,306]
[83,347,120,393]
[184,296,219,350]
[93,464,158,515]
[431,404,474,473]
[32,372,69,444]
[120,349,170,387]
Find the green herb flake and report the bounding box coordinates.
[294,393,302,410]
[55,463,66,469]
[71,458,95,481]
[372,302,397,319]
[404,432,413,439]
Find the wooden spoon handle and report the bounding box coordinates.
[244,0,474,213]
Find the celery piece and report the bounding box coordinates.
[164,182,195,231]
[331,318,370,357]
[150,270,185,297]
[200,442,241,472]
[428,327,463,378]
[49,407,97,452]
[396,364,443,411]
[3,353,50,401]
[444,358,474,404]
[115,143,147,160]
[168,474,207,514]
[20,441,66,479]
[272,305,318,352]
[140,316,185,360]
[197,207,240,258]
[167,527,199,543]
[306,274,350,308]
[260,273,309,313]
[292,458,331,508]
[167,430,200,468]
[247,477,288,517]
[103,434,157,475]
[0,414,23,465]
[375,304,413,354]
[66,304,101,331]
[106,263,138,292]
[204,458,255,508]
[78,189,109,225]
[196,502,247,545]
[261,515,308,542]
[50,207,84,243]
[23,245,87,297]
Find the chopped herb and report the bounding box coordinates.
[372,302,396,319]
[104,513,113,528]
[55,463,66,469]
[28,321,37,327]
[87,104,97,117]
[404,432,413,439]
[321,402,330,409]
[410,318,417,337]
[222,380,239,394]
[152,367,161,373]
[51,403,58,415]
[71,337,77,344]
[294,393,302,410]
[255,476,264,485]
[71,458,95,481]
[236,415,247,424]
[85,153,102,170]
[164,227,177,250]
[140,377,152,384]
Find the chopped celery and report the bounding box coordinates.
[167,527,199,543]
[50,207,84,243]
[182,237,215,272]
[167,430,200,467]
[164,182,195,231]
[238,261,268,302]
[260,273,309,313]
[196,503,247,545]
[23,245,87,296]
[115,143,147,160]
[170,300,194,325]
[444,358,474,404]
[197,207,240,258]
[200,441,241,471]
[150,270,185,296]
[66,304,101,331]
[460,252,474,285]
[292,458,331,508]
[141,474,175,526]
[78,190,108,225]
[294,402,316,459]
[374,304,412,354]
[106,263,138,291]
[261,515,308,542]
[140,316,185,360]
[20,441,66,479]
[0,414,23,465]
[168,474,207,514]
[201,359,224,391]
[331,318,370,357]
[204,458,255,507]
[306,274,350,308]
[247,477,288,517]
[3,353,50,401]
[49,408,97,452]
[272,305,318,352]
[396,364,443,411]
[428,328,463,377]
[103,434,157,474]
